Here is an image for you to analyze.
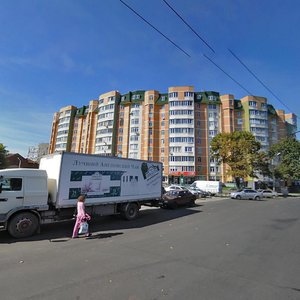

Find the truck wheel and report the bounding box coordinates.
[122,203,139,220]
[8,212,39,238]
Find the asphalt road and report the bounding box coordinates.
[0,197,300,300]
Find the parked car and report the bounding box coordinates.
[161,190,197,208]
[260,189,278,198]
[188,186,210,198]
[165,185,188,192]
[230,189,263,200]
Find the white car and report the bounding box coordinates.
[165,185,187,192]
[261,189,278,198]
[230,189,263,200]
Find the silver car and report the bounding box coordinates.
[230,189,263,200]
[261,189,278,198]
[165,185,187,192]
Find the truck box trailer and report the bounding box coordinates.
[0,152,163,238]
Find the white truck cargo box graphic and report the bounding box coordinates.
[44,153,163,207]
[81,172,111,196]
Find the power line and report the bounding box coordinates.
[162,0,215,53]
[119,0,191,57]
[161,1,260,98]
[161,1,296,117]
[228,49,295,114]
[203,54,254,96]
[119,0,298,122]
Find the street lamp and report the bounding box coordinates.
[17,157,21,168]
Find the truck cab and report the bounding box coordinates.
[0,169,49,238]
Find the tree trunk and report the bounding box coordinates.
[235,177,241,190]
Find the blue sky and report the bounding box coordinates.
[1,0,299,156]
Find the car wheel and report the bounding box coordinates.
[189,199,195,207]
[236,195,241,200]
[171,202,178,209]
[254,196,260,201]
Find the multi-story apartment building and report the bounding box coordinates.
[49,86,297,184]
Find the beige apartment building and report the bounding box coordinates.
[49,86,297,184]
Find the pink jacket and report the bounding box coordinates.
[76,202,91,222]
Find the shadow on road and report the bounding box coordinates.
[0,204,202,244]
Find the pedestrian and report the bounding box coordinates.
[72,194,91,238]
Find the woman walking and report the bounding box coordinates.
[72,194,91,238]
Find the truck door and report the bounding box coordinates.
[0,177,24,215]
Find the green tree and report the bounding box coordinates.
[269,137,300,180]
[210,131,264,189]
[0,143,8,169]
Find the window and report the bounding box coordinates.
[0,177,22,191]
[169,92,178,98]
[208,95,217,101]
[184,92,194,97]
[130,127,139,133]
[130,144,138,150]
[131,94,141,100]
[249,101,257,107]
[169,100,193,107]
[208,104,217,110]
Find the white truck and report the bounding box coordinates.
[0,152,163,238]
[190,180,222,195]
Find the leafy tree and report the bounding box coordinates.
[210,131,265,189]
[269,137,300,180]
[0,143,8,169]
